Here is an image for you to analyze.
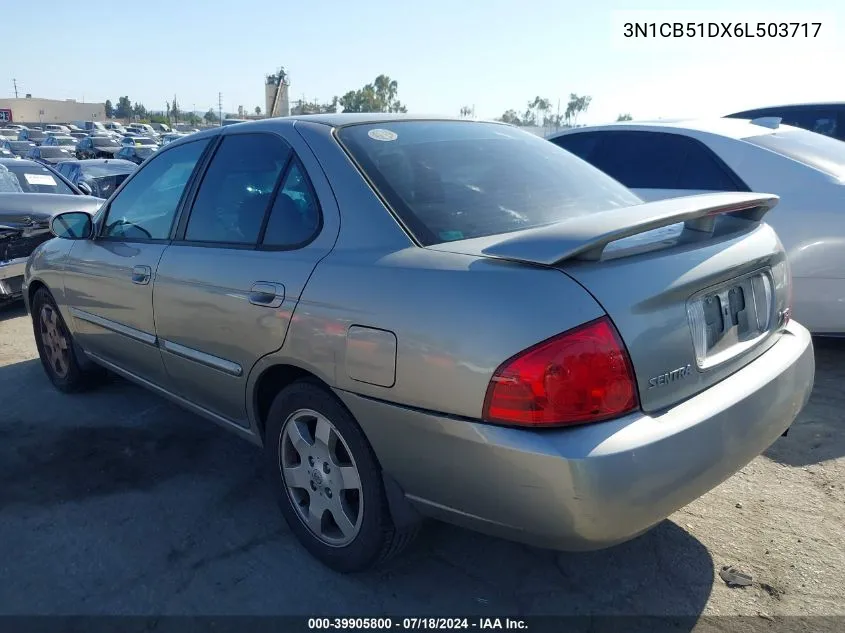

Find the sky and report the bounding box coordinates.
[4,0,842,124]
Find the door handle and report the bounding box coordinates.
[248,282,285,308]
[131,265,151,285]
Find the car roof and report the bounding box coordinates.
[228,113,467,128]
[730,101,845,112]
[548,118,784,141]
[0,157,49,167]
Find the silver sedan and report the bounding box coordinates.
[23,115,814,572]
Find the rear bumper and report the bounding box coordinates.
[0,257,26,298]
[338,321,814,551]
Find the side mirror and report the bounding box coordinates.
[77,182,93,196]
[50,211,93,240]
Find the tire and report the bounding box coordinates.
[31,287,104,393]
[264,380,417,572]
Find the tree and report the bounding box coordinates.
[255,106,262,116]
[105,99,114,118]
[497,109,523,125]
[616,113,633,121]
[525,96,551,127]
[170,97,180,124]
[114,96,132,119]
[204,109,218,124]
[459,105,473,118]
[290,97,341,116]
[565,93,592,127]
[339,75,407,113]
[132,102,147,118]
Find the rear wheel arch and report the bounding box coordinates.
[253,363,331,441]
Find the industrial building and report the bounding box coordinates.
[0,97,105,126]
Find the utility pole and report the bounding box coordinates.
[218,92,223,126]
[12,79,18,98]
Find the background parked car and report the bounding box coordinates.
[68,132,88,140]
[548,118,845,334]
[76,136,121,159]
[0,129,19,142]
[54,158,136,199]
[26,146,76,165]
[0,158,86,195]
[42,135,77,148]
[120,135,157,147]
[160,133,185,145]
[726,103,845,142]
[18,129,47,145]
[115,145,156,164]
[44,124,70,134]
[1,140,37,158]
[103,121,126,134]
[0,184,103,302]
[0,148,15,159]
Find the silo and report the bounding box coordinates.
[265,68,290,117]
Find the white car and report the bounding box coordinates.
[548,118,845,335]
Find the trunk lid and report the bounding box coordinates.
[429,192,791,412]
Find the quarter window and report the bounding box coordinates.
[261,161,321,248]
[185,133,291,244]
[102,139,209,241]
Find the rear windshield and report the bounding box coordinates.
[39,147,73,158]
[337,121,640,245]
[92,137,116,147]
[745,128,845,181]
[82,162,136,177]
[0,163,75,194]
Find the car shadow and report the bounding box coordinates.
[0,358,714,622]
[0,301,26,322]
[764,336,845,467]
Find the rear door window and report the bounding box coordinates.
[184,133,291,245]
[337,121,640,245]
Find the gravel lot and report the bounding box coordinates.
[1,301,843,624]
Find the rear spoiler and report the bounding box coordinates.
[437,192,778,265]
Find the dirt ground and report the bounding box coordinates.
[1,300,843,624]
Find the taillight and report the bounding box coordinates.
[482,317,639,427]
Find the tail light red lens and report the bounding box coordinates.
[482,317,639,427]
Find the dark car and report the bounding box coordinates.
[18,129,47,145]
[726,102,845,141]
[75,135,121,159]
[1,140,37,158]
[54,158,137,199]
[116,145,157,164]
[0,158,87,195]
[26,145,76,165]
[0,187,103,303]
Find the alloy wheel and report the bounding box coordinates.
[279,408,364,547]
[39,304,69,378]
